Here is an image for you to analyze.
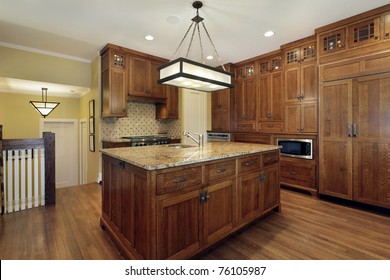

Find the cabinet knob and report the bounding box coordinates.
[259,173,266,182]
[385,32,390,38]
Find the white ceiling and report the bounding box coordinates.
[0,0,389,96]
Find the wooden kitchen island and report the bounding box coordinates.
[100,142,281,259]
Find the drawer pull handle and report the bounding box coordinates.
[216,168,226,173]
[174,177,187,183]
[245,162,253,166]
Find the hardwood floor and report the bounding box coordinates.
[0,183,389,260]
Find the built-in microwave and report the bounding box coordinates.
[276,138,313,160]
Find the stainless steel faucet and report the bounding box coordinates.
[183,131,204,147]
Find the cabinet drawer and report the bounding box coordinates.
[258,122,284,133]
[205,160,236,183]
[238,155,261,174]
[280,162,315,189]
[156,167,202,195]
[236,123,256,132]
[262,151,279,167]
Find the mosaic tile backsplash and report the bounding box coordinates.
[101,101,182,140]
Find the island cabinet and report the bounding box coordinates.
[100,144,280,260]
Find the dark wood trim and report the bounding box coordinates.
[43,132,56,205]
[3,138,44,150]
[1,132,56,206]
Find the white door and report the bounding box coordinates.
[182,89,208,145]
[40,119,79,188]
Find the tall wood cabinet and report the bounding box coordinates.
[234,63,257,132]
[283,38,318,134]
[319,75,390,209]
[101,47,128,117]
[211,64,233,131]
[257,53,284,133]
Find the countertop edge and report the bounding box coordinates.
[101,145,280,171]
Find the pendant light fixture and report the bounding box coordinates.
[158,1,233,92]
[30,87,60,118]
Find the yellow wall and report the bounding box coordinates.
[79,56,100,183]
[0,46,91,88]
[0,46,101,183]
[0,92,80,139]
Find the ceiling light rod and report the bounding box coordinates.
[30,87,60,118]
[170,1,225,71]
[158,1,233,92]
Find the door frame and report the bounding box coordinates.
[79,119,88,185]
[39,118,79,186]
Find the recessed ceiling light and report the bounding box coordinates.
[144,35,154,41]
[206,55,214,60]
[264,31,275,37]
[166,16,180,24]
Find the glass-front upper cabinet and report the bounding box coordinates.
[347,17,380,47]
[319,29,346,55]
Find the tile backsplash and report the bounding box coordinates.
[101,101,181,140]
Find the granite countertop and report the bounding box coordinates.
[100,142,280,170]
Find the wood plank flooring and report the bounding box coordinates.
[0,183,389,260]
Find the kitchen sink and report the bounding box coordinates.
[168,144,197,149]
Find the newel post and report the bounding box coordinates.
[43,132,56,205]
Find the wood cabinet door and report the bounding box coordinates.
[212,88,230,110]
[301,102,317,133]
[284,104,300,133]
[129,56,149,96]
[319,80,353,199]
[258,75,271,121]
[300,63,318,102]
[238,172,263,225]
[203,180,235,245]
[385,12,390,40]
[285,67,300,102]
[261,166,280,213]
[109,68,127,116]
[234,79,245,121]
[157,190,201,259]
[149,59,164,98]
[243,78,257,122]
[352,75,390,207]
[271,71,284,121]
[212,110,230,131]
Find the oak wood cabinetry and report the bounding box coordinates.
[316,5,390,66]
[257,53,284,133]
[319,75,390,209]
[232,133,270,144]
[282,37,318,134]
[100,43,179,118]
[101,47,128,117]
[128,56,165,101]
[233,62,257,132]
[238,152,280,225]
[211,64,234,131]
[234,77,257,132]
[101,148,280,259]
[155,85,179,119]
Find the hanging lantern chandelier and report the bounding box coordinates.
[30,87,60,118]
[158,1,233,92]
